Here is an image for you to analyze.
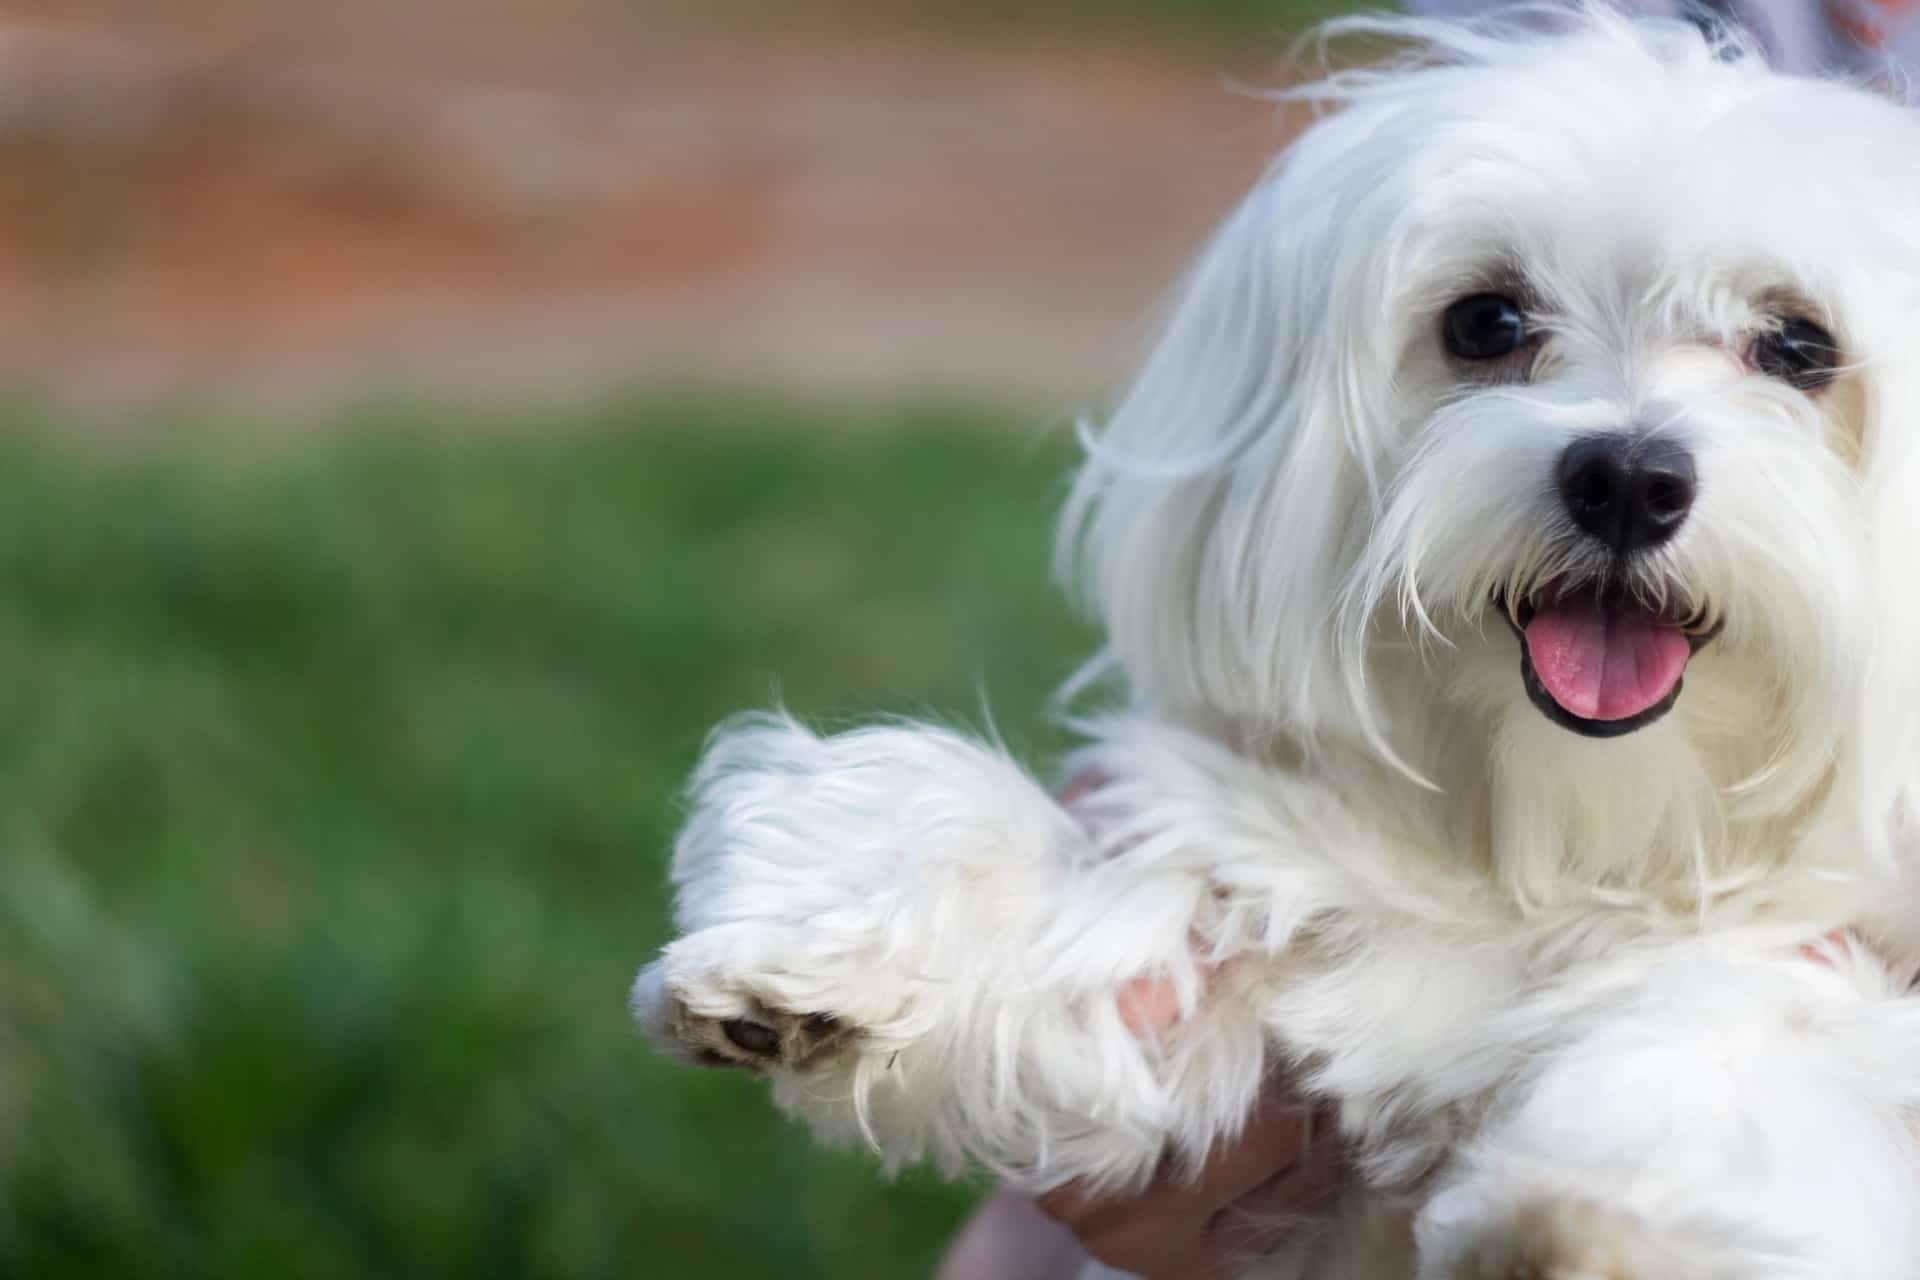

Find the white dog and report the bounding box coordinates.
[635,10,1920,1277]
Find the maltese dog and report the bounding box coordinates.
[635,10,1920,1277]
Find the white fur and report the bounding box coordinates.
[636,10,1920,1277]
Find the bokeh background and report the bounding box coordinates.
[0,2,1347,1276]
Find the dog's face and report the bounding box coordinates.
[1066,15,1920,836]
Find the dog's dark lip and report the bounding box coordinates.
[1493,589,1723,739]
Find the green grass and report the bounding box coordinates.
[0,398,1094,1278]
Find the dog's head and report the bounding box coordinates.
[1065,12,1920,855]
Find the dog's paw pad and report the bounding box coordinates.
[667,999,857,1073]
[632,958,863,1073]
[721,1018,782,1057]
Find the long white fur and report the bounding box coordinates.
[636,9,1920,1277]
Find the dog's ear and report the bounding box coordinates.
[1058,107,1415,740]
[1840,334,1920,864]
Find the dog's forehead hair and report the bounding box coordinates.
[1417,165,1866,339]
[1355,49,1920,357]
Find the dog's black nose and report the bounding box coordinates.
[1556,434,1696,554]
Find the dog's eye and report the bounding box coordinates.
[1443,293,1527,361]
[1748,318,1840,391]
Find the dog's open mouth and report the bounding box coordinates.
[1498,582,1722,738]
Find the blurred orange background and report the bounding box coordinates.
[0,0,1301,413]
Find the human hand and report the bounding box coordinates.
[936,1071,1341,1280]
[1033,1079,1342,1280]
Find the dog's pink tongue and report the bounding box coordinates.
[1524,595,1691,722]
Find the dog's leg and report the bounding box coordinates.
[1426,1193,1698,1280]
[1413,951,1920,1280]
[632,713,1275,1193]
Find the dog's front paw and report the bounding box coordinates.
[632,954,863,1074]
[1438,1196,1672,1280]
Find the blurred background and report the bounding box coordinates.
[0,2,1348,1277]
